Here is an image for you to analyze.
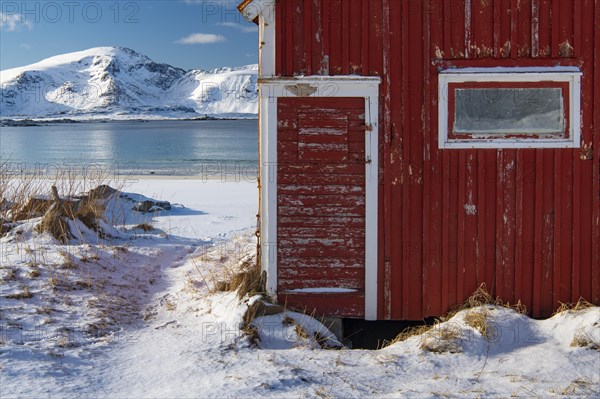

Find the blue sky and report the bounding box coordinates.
[0,0,258,71]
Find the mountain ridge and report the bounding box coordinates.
[0,47,258,120]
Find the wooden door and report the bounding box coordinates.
[276,97,367,317]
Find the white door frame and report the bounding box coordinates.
[258,76,380,320]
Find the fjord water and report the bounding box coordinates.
[0,120,258,178]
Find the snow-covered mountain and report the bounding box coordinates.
[0,47,258,119]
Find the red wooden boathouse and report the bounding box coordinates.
[238,0,600,320]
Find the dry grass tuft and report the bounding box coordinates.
[447,284,502,316]
[28,267,41,278]
[385,321,462,353]
[36,203,71,243]
[81,253,100,263]
[6,286,33,299]
[113,246,128,254]
[463,309,492,339]
[220,257,265,300]
[75,280,93,289]
[419,325,462,353]
[1,165,48,225]
[57,336,76,348]
[203,246,272,346]
[238,292,284,346]
[72,197,105,232]
[48,275,60,287]
[244,324,261,346]
[571,330,600,351]
[59,251,77,270]
[465,284,496,307]
[385,284,507,349]
[294,323,310,340]
[384,324,434,347]
[213,280,228,292]
[554,298,596,315]
[14,196,53,221]
[559,377,596,396]
[313,331,340,349]
[243,300,261,328]
[315,386,334,399]
[0,219,13,238]
[36,306,53,315]
[443,284,527,322]
[241,299,284,347]
[1,268,17,282]
[1,164,118,242]
[135,223,154,232]
[243,299,284,333]
[251,300,284,319]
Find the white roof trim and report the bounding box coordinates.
[238,0,275,22]
[440,66,582,74]
[259,76,382,82]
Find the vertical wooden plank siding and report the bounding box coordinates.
[385,0,402,320]
[378,0,391,320]
[277,97,366,317]
[406,0,425,320]
[577,0,597,304]
[537,0,552,57]
[429,0,445,317]
[592,0,600,306]
[520,149,536,309]
[272,0,599,319]
[517,0,533,58]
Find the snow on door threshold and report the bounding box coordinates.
[284,287,358,294]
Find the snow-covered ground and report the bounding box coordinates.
[1,178,599,398]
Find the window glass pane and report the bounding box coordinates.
[454,88,564,134]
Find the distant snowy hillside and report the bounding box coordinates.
[0,47,258,119]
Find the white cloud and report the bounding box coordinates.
[217,22,257,33]
[0,12,33,32]
[175,33,226,45]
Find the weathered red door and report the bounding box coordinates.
[277,97,367,317]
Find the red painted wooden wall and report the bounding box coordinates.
[274,0,600,319]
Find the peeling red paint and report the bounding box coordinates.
[277,97,366,317]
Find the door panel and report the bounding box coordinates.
[277,97,366,317]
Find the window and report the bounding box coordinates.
[438,67,581,149]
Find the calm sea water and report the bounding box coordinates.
[0,120,258,178]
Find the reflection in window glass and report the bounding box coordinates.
[454,88,564,134]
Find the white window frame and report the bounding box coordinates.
[259,76,380,320]
[438,67,582,149]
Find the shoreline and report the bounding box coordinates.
[4,174,258,183]
[122,174,258,182]
[0,116,258,127]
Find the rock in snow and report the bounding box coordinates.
[0,47,258,119]
[132,199,172,213]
